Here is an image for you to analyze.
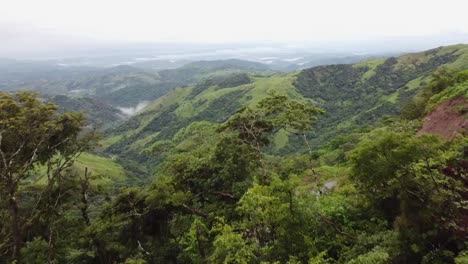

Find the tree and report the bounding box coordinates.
[0,91,96,261]
[258,93,323,184]
[221,93,322,183]
[348,126,467,262]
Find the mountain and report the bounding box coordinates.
[0,58,97,89]
[293,44,468,144]
[1,59,274,108]
[103,44,468,170]
[182,59,271,71]
[264,52,397,71]
[130,59,191,71]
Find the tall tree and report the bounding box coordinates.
[0,91,96,262]
[221,93,322,183]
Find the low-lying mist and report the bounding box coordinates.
[117,101,149,117]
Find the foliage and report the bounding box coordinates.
[209,221,256,264]
[348,126,468,263]
[346,247,389,264]
[0,91,97,262]
[19,237,49,264]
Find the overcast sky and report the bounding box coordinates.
[2,0,468,57]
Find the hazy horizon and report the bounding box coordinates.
[2,0,468,59]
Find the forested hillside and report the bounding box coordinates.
[47,95,123,129]
[0,45,467,263]
[104,45,468,171]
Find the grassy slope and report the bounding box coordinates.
[426,80,468,111]
[353,58,386,81]
[31,153,126,186]
[106,72,302,153]
[73,153,126,184]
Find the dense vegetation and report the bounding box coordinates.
[0,45,467,263]
[48,95,122,129]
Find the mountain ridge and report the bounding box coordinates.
[103,44,468,172]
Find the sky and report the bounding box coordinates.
[1,0,468,57]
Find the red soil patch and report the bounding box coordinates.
[417,97,467,139]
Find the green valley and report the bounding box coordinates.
[1,44,467,264]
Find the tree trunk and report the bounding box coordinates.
[302,133,318,188]
[47,224,56,264]
[196,225,206,260]
[9,189,22,261]
[254,143,268,184]
[80,168,91,226]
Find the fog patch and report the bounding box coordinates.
[69,89,85,94]
[117,101,149,117]
[283,57,304,62]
